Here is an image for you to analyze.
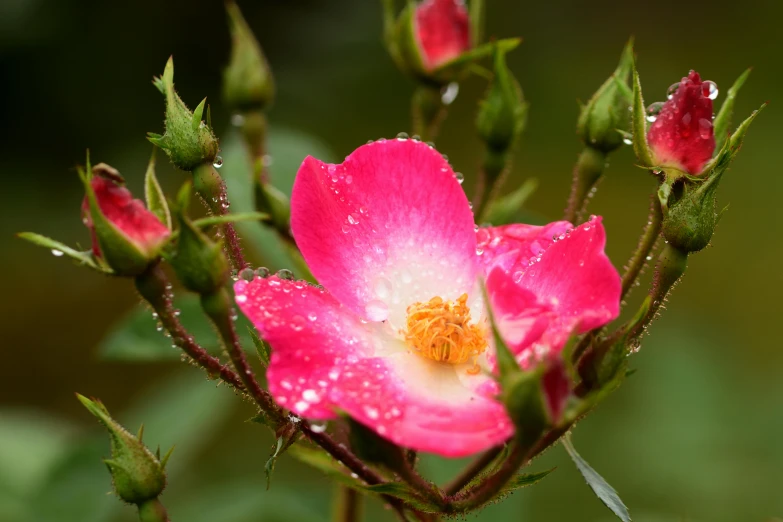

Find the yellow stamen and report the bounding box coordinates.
[402,293,487,374]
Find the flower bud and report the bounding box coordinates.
[170,184,230,294]
[647,71,716,175]
[81,163,171,276]
[385,0,474,83]
[223,0,275,112]
[148,57,219,172]
[661,171,722,253]
[476,47,527,153]
[576,39,634,153]
[76,394,172,506]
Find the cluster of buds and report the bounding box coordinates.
[17,1,765,521]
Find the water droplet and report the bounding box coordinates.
[365,300,389,321]
[455,172,464,184]
[372,277,393,300]
[277,269,294,280]
[347,214,359,225]
[666,82,680,99]
[236,294,247,303]
[441,82,459,105]
[622,137,633,145]
[213,156,223,169]
[51,249,64,257]
[231,113,245,127]
[698,118,713,139]
[646,101,665,122]
[256,267,270,278]
[239,268,255,281]
[396,132,409,140]
[513,271,524,283]
[310,422,327,433]
[702,80,718,100]
[262,155,274,167]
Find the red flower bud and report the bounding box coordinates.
[415,0,470,70]
[82,164,170,259]
[647,70,717,175]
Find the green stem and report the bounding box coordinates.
[200,288,285,424]
[239,110,268,185]
[563,146,606,224]
[138,498,169,522]
[412,85,446,142]
[621,195,663,300]
[192,163,247,270]
[334,486,362,522]
[134,264,245,390]
[473,148,509,223]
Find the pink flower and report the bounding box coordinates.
[235,139,621,457]
[414,0,471,70]
[82,165,170,259]
[647,70,717,175]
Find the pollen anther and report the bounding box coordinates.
[402,293,487,374]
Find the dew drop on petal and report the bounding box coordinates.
[365,300,389,321]
[372,277,393,300]
[698,118,713,139]
[646,101,665,122]
[213,156,223,169]
[702,80,718,100]
[276,269,294,280]
[454,172,464,184]
[666,82,680,99]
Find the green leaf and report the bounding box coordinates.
[499,468,555,493]
[713,68,751,151]
[192,211,269,228]
[631,64,654,167]
[481,177,538,225]
[248,327,270,366]
[16,232,107,273]
[563,433,631,522]
[144,150,171,230]
[433,38,521,80]
[98,294,254,361]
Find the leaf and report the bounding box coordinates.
[713,68,751,151]
[481,177,538,225]
[631,64,654,168]
[562,433,631,521]
[17,233,107,273]
[192,211,269,228]
[248,327,270,366]
[499,468,555,493]
[98,294,254,361]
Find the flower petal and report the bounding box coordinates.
[477,221,573,276]
[415,0,471,70]
[235,275,511,457]
[290,139,478,329]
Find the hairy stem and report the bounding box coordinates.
[621,195,663,300]
[193,163,247,270]
[443,446,503,495]
[333,486,362,522]
[138,498,168,522]
[563,146,606,224]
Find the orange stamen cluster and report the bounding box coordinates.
[402,293,487,374]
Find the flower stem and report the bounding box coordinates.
[412,85,446,142]
[563,146,606,224]
[138,498,168,522]
[192,163,247,270]
[199,287,285,424]
[134,264,245,391]
[473,148,509,223]
[238,110,268,186]
[333,485,362,522]
[443,446,503,495]
[621,195,663,300]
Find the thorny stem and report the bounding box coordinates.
[192,163,247,270]
[621,195,663,300]
[200,287,284,424]
[134,264,245,391]
[563,146,606,224]
[333,485,362,522]
[444,446,503,495]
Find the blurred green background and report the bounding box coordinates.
[2,0,781,521]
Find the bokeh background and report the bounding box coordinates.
[2,1,781,521]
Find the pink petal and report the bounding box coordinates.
[290,139,478,329]
[542,362,570,423]
[513,217,621,349]
[235,275,512,457]
[477,221,574,276]
[415,0,471,70]
[647,70,716,175]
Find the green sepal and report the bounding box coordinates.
[476,45,528,153]
[431,38,520,85]
[255,181,291,231]
[264,420,300,490]
[631,61,655,167]
[713,68,751,151]
[170,182,230,294]
[144,150,171,230]
[223,0,275,112]
[576,38,634,153]
[480,177,537,225]
[17,232,110,273]
[76,394,168,505]
[563,434,631,522]
[248,327,271,366]
[80,165,155,277]
[149,57,219,172]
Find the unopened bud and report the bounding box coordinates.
[476,47,527,153]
